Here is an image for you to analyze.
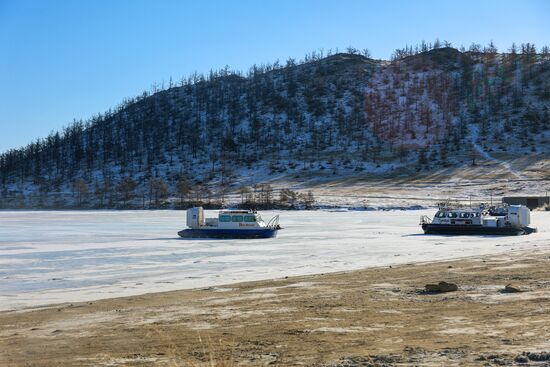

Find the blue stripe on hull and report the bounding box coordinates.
[178,228,278,239]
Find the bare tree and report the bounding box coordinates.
[94,180,104,206]
[300,190,315,209]
[151,177,168,205]
[279,188,298,208]
[73,178,88,206]
[256,183,274,206]
[175,176,191,205]
[238,186,251,205]
[117,176,137,206]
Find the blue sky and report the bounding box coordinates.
[1,0,549,153]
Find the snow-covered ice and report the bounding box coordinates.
[1,210,549,311]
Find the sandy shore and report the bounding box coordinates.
[1,249,549,366]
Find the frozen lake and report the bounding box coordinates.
[1,209,549,310]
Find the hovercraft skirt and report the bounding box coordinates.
[178,228,278,239]
[422,224,533,236]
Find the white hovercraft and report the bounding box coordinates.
[178,207,281,239]
[420,203,537,236]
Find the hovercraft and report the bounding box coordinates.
[420,204,537,236]
[178,207,281,239]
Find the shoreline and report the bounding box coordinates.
[2,175,549,211]
[3,242,549,314]
[2,206,550,214]
[1,248,549,366]
[0,205,429,212]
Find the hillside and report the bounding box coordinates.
[1,45,549,209]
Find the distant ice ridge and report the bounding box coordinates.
[1,210,549,311]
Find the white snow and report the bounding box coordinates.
[469,124,523,179]
[1,209,549,311]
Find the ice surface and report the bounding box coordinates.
[1,210,549,311]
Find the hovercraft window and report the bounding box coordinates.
[448,212,458,218]
[231,215,244,222]
[244,216,256,222]
[459,212,470,218]
[219,215,231,222]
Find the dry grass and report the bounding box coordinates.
[1,249,549,366]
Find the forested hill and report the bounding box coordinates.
[1,43,550,208]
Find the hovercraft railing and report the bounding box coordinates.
[267,215,281,229]
[420,215,432,225]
